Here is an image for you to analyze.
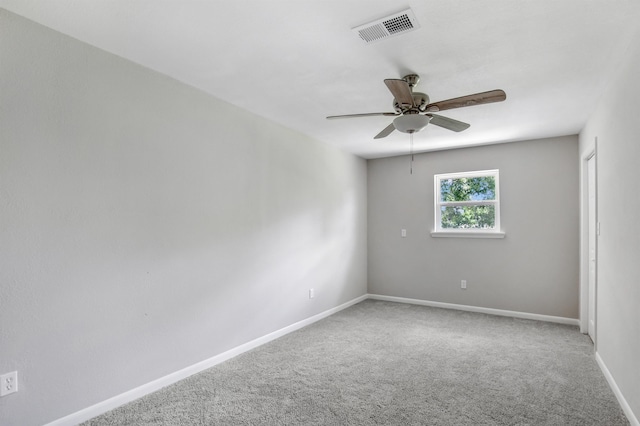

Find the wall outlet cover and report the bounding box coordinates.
[1,371,18,396]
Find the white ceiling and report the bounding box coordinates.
[2,1,640,159]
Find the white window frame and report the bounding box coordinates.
[431,169,505,238]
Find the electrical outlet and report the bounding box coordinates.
[401,229,407,238]
[309,288,314,299]
[461,280,467,290]
[1,371,18,397]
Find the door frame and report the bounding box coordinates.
[580,144,597,347]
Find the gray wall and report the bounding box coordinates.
[0,10,367,426]
[579,29,640,421]
[368,136,579,318]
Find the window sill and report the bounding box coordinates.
[430,231,506,239]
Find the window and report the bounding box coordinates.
[432,169,504,238]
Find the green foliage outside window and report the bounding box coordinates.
[440,176,496,229]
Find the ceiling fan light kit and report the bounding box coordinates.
[326,74,506,140]
[393,114,431,134]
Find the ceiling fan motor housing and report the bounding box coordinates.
[393,92,430,113]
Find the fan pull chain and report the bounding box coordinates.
[410,132,414,175]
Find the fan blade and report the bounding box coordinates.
[384,79,414,107]
[374,123,396,139]
[427,114,470,132]
[425,89,506,112]
[326,112,398,119]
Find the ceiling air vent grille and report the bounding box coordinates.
[352,9,420,44]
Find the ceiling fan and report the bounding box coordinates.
[326,74,506,139]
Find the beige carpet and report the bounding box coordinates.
[83,300,629,425]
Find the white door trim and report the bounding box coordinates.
[579,141,597,347]
[587,153,597,344]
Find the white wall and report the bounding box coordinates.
[368,136,579,318]
[0,10,367,425]
[579,29,640,423]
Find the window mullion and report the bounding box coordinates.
[439,200,496,207]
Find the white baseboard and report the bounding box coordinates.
[45,294,368,426]
[596,352,639,426]
[367,294,580,326]
[45,293,590,425]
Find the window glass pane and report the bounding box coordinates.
[440,176,496,202]
[440,205,496,229]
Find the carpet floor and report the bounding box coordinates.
[82,300,629,425]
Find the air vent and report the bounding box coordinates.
[352,9,420,44]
